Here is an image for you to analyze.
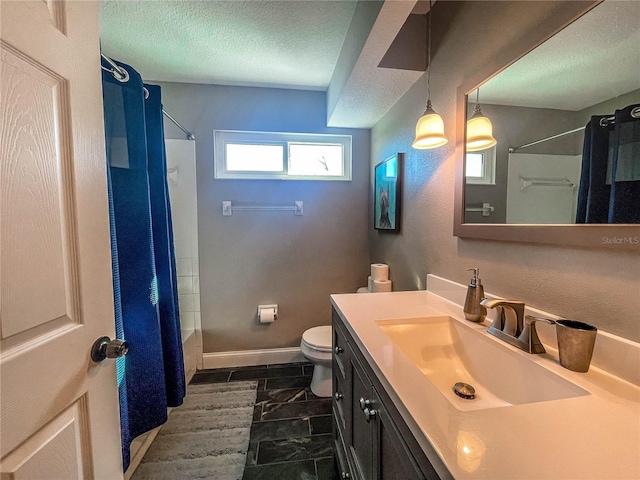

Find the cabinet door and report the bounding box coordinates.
[333,320,350,444]
[333,314,349,381]
[373,387,427,480]
[348,350,374,480]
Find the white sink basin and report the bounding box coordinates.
[376,316,589,411]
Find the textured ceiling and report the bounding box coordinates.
[99,0,357,90]
[100,0,425,128]
[99,1,640,126]
[478,0,640,111]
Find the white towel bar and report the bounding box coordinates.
[222,201,303,216]
[520,177,575,191]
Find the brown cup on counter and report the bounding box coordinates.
[556,320,597,372]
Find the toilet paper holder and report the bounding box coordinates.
[258,304,278,322]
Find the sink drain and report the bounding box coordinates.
[453,382,476,400]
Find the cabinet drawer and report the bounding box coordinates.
[333,318,349,380]
[333,362,347,434]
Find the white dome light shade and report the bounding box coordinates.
[412,102,448,149]
[466,106,497,152]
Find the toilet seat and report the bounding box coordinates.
[301,326,332,353]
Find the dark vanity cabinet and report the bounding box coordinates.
[332,308,441,480]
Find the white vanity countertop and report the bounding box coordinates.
[330,288,640,479]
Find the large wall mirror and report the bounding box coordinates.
[454,1,640,249]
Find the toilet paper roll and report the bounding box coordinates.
[372,279,392,293]
[367,276,374,292]
[259,307,276,323]
[371,263,389,281]
[356,287,369,294]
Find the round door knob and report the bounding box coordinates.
[334,346,344,354]
[334,392,343,401]
[91,336,129,362]
[359,397,371,411]
[364,407,377,423]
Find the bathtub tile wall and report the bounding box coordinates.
[166,139,201,368]
[177,276,193,294]
[176,257,193,277]
[178,294,195,314]
[180,312,195,332]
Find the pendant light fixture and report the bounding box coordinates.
[466,88,497,152]
[412,0,447,150]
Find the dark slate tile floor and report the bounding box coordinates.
[190,362,338,480]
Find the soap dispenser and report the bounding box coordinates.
[464,268,487,322]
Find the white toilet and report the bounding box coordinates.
[300,325,333,397]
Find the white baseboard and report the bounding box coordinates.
[202,347,305,370]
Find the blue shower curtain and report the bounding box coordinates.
[101,58,185,470]
[576,103,640,223]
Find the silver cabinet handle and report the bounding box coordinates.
[364,407,377,422]
[334,345,344,354]
[91,336,129,362]
[334,392,343,401]
[359,397,371,411]
[341,472,351,479]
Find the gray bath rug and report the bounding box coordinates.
[131,381,258,480]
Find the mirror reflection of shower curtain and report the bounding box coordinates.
[101,57,185,471]
[576,104,640,223]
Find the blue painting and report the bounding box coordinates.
[374,154,401,231]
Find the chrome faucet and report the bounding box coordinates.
[480,299,554,354]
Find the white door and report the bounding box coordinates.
[1,1,123,479]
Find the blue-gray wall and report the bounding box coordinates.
[370,1,640,342]
[159,83,370,352]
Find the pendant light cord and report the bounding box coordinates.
[473,88,481,115]
[426,0,432,105]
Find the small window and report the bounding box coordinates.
[288,143,344,176]
[214,130,352,181]
[225,144,284,172]
[465,146,496,185]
